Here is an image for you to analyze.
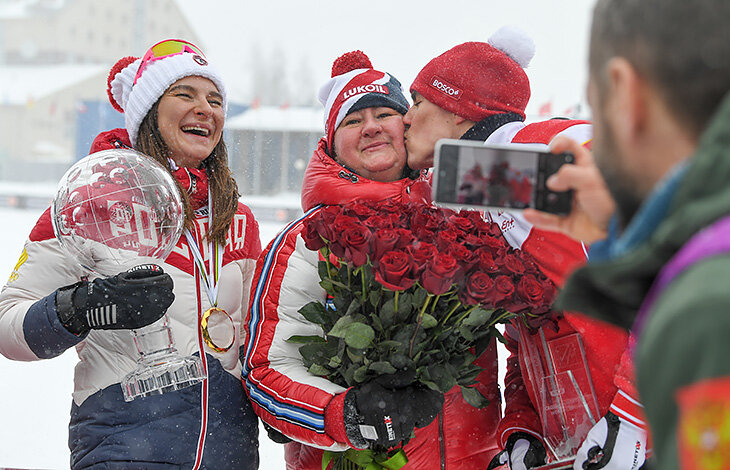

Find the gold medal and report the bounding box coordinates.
[200,307,235,353]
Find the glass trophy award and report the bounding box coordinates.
[516,322,600,469]
[51,148,205,401]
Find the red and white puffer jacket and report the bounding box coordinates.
[483,119,646,455]
[0,129,262,469]
[241,137,503,469]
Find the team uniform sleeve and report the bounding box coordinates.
[497,323,544,448]
[241,216,350,451]
[0,210,86,361]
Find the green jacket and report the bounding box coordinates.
[557,93,730,468]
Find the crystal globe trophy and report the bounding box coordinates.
[51,148,205,401]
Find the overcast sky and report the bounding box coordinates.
[177,0,598,117]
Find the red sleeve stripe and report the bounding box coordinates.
[610,389,648,429]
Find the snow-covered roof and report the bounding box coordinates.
[0,64,106,105]
[0,0,65,18]
[226,106,323,133]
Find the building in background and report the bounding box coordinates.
[0,0,200,182]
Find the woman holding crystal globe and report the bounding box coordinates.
[241,51,502,470]
[0,39,261,469]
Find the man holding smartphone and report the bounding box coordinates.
[524,0,730,468]
[404,27,648,470]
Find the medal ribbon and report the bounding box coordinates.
[184,188,233,352]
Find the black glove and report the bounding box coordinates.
[55,264,174,336]
[488,432,547,470]
[344,380,444,448]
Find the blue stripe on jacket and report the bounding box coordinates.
[241,205,326,432]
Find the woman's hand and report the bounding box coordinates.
[523,136,616,244]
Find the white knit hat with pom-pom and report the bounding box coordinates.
[106,39,226,147]
[411,26,535,121]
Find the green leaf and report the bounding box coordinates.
[345,298,363,317]
[346,347,364,363]
[368,361,397,375]
[459,325,475,341]
[369,290,381,308]
[412,287,428,307]
[328,355,342,368]
[390,353,413,370]
[299,342,335,367]
[353,365,369,383]
[420,313,438,329]
[317,260,330,281]
[463,308,490,328]
[308,363,331,377]
[319,280,335,295]
[460,386,490,408]
[369,313,384,333]
[328,316,355,338]
[379,298,396,328]
[287,335,326,344]
[298,301,330,326]
[345,323,375,349]
[493,328,510,345]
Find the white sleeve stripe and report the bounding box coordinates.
[610,404,647,427]
[618,389,644,407]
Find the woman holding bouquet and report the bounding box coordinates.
[242,51,502,469]
[0,39,261,468]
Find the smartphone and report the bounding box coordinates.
[432,139,575,215]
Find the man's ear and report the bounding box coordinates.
[453,114,476,137]
[605,57,649,143]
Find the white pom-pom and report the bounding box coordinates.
[487,25,535,68]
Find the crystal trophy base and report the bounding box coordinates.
[121,315,206,402]
[121,352,205,402]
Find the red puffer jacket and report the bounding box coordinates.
[242,138,502,470]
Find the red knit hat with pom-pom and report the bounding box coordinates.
[411,26,535,121]
[318,50,409,153]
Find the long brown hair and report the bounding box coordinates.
[136,100,239,246]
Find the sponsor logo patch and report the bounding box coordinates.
[342,83,389,100]
[430,76,462,101]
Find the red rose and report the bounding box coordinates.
[329,215,371,265]
[393,228,415,250]
[435,228,460,250]
[516,274,545,303]
[445,242,478,270]
[448,215,475,234]
[373,229,400,260]
[406,242,438,275]
[340,224,372,267]
[364,213,400,230]
[476,248,499,273]
[344,201,377,220]
[375,250,417,291]
[421,253,461,295]
[458,271,497,306]
[302,222,325,252]
[503,253,526,275]
[493,275,516,304]
[410,205,447,233]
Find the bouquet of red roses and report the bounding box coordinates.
[290,199,557,468]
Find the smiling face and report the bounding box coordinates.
[403,92,462,171]
[332,107,407,183]
[156,75,224,168]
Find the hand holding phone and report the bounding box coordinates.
[522,135,617,243]
[432,139,575,215]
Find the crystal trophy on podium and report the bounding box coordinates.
[516,322,600,469]
[51,148,205,401]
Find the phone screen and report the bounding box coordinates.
[433,140,574,214]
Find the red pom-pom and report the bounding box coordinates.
[331,50,372,77]
[106,56,138,113]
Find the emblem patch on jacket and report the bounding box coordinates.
[677,375,730,469]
